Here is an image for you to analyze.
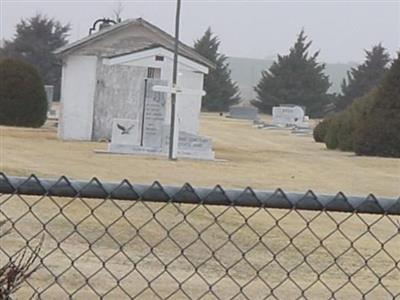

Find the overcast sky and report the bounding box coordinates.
[1,0,399,63]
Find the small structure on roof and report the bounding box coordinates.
[55,18,215,160]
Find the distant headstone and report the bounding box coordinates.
[45,85,59,119]
[228,106,259,121]
[272,105,306,127]
[44,85,54,110]
[297,116,310,128]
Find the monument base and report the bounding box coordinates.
[106,144,215,160]
[106,129,215,161]
[106,117,215,161]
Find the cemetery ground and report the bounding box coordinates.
[0,113,399,298]
[1,113,399,197]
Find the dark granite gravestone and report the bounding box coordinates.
[228,106,259,121]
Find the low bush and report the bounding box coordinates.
[324,114,342,150]
[335,111,354,151]
[322,89,376,151]
[0,59,47,127]
[354,112,400,157]
[313,118,331,143]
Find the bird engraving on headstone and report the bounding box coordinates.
[111,118,140,145]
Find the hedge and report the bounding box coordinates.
[0,59,47,127]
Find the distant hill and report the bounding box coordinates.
[227,56,357,103]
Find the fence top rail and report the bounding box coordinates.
[0,173,399,215]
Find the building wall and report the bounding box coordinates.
[92,64,147,141]
[59,25,208,141]
[59,56,204,141]
[58,55,97,140]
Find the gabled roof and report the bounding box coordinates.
[54,18,215,69]
[103,44,209,74]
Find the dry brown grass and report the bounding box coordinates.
[0,113,399,197]
[0,113,399,299]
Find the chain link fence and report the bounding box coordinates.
[0,173,399,299]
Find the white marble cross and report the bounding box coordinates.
[152,85,206,96]
[152,84,206,159]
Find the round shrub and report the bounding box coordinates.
[313,118,331,143]
[336,92,375,151]
[354,54,400,157]
[335,111,354,151]
[324,114,342,150]
[354,112,400,157]
[0,59,47,127]
[323,111,353,151]
[320,89,376,152]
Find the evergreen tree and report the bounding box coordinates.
[3,14,70,101]
[252,30,331,117]
[354,53,400,157]
[194,28,240,111]
[336,44,390,111]
[0,43,5,60]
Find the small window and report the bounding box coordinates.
[155,55,164,61]
[147,67,161,79]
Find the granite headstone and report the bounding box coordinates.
[272,105,305,127]
[228,106,259,121]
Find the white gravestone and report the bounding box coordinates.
[105,79,214,160]
[272,105,305,127]
[45,85,55,118]
[161,126,214,160]
[152,83,206,160]
[142,80,167,148]
[44,85,54,107]
[111,118,140,145]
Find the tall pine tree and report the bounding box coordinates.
[252,30,331,117]
[336,44,390,111]
[194,28,240,111]
[3,14,70,101]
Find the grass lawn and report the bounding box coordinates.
[0,113,399,197]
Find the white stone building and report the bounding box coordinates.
[55,18,215,159]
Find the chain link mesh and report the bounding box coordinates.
[0,174,399,299]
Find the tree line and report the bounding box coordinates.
[2,14,392,116]
[195,28,392,118]
[1,14,398,157]
[193,25,399,158]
